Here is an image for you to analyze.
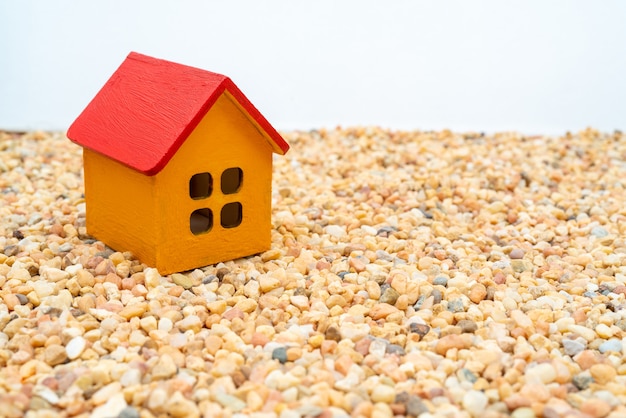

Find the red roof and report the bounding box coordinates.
[67,52,289,175]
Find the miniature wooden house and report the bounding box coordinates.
[67,52,289,274]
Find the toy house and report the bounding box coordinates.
[67,52,289,274]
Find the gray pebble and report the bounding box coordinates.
[433,276,448,286]
[271,347,288,364]
[430,289,443,305]
[563,339,586,357]
[458,367,478,383]
[599,339,622,354]
[406,395,429,417]
[447,298,464,313]
[386,344,406,356]
[118,406,141,418]
[572,373,593,390]
[409,323,430,338]
[15,294,29,305]
[457,319,478,333]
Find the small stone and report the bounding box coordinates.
[325,326,342,342]
[66,336,87,360]
[178,315,203,333]
[40,267,70,282]
[166,391,201,418]
[250,332,269,348]
[591,226,609,238]
[386,344,405,356]
[406,395,429,417]
[371,385,396,403]
[326,294,347,308]
[434,334,470,355]
[44,344,68,366]
[433,276,448,286]
[409,323,431,338]
[118,407,141,418]
[91,382,123,406]
[214,392,246,412]
[118,303,147,320]
[462,390,488,417]
[572,373,593,390]
[369,303,399,320]
[509,248,525,259]
[595,323,614,339]
[563,339,586,357]
[510,407,536,418]
[171,273,194,290]
[589,363,616,385]
[379,287,400,305]
[447,298,464,312]
[511,259,533,273]
[140,316,158,333]
[575,350,602,369]
[599,339,622,354]
[272,347,288,364]
[144,268,162,289]
[325,225,346,238]
[469,283,487,303]
[261,248,281,262]
[259,275,281,293]
[151,354,178,380]
[457,319,478,333]
[2,294,20,311]
[90,394,128,418]
[525,363,557,384]
[580,398,612,418]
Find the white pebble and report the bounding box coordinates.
[462,390,488,417]
[65,336,87,360]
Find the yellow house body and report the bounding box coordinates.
[67,53,289,274]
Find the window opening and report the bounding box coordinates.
[189,173,212,199]
[221,202,242,228]
[221,167,243,194]
[190,208,213,235]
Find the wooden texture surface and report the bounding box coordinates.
[67,52,289,176]
[81,93,274,274]
[68,52,289,273]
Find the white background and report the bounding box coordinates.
[1,1,625,135]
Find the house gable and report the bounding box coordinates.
[153,92,274,273]
[67,52,289,176]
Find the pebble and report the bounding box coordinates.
[563,339,586,357]
[599,339,622,354]
[371,385,396,403]
[379,287,400,305]
[44,344,68,366]
[171,273,194,290]
[589,363,617,385]
[272,347,288,364]
[2,128,626,417]
[151,354,178,380]
[457,319,478,333]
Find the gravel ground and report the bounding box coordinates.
[1,127,626,418]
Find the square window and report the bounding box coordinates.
[190,173,212,199]
[221,202,242,228]
[190,208,213,235]
[221,167,243,194]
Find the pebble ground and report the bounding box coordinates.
[1,127,626,418]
